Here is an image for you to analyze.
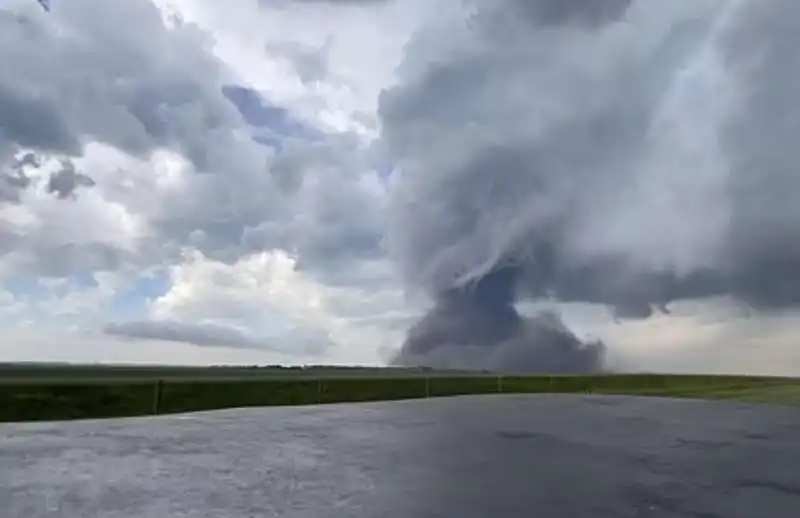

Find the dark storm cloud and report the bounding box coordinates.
[382,0,800,371]
[716,0,800,309]
[46,159,95,199]
[482,0,632,27]
[1,152,95,202]
[0,153,34,203]
[0,86,80,156]
[0,0,249,172]
[392,267,605,373]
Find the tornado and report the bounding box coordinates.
[381,0,800,372]
[392,265,605,373]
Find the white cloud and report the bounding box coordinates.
[0,288,17,312]
[106,248,413,363]
[149,249,336,352]
[0,0,419,365]
[156,0,430,136]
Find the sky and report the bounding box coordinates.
[2,0,800,375]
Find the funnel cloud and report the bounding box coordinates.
[393,266,605,372]
[382,0,800,372]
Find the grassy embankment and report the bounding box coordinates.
[1,363,799,422]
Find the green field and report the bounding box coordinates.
[1,363,799,423]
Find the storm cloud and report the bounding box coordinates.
[383,0,800,371]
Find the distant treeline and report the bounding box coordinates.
[0,362,476,382]
[0,362,459,373]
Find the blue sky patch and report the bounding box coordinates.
[109,270,171,318]
[222,84,318,147]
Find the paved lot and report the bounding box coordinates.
[2,394,800,517]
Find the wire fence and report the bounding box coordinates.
[1,373,789,422]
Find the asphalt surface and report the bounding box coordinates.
[2,394,800,517]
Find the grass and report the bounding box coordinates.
[1,366,799,423]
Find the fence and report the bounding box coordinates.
[0,373,786,423]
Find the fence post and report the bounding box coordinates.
[317,379,323,404]
[497,375,503,393]
[152,379,163,415]
[424,376,430,398]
